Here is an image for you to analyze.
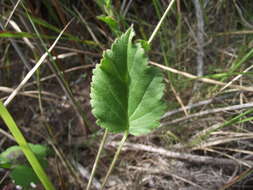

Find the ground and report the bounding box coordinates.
[0,1,253,189]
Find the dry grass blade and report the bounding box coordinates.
[3,20,72,106]
[194,136,253,152]
[150,61,253,92]
[0,128,15,141]
[0,86,63,99]
[162,93,234,119]
[148,0,176,44]
[201,147,251,167]
[109,142,253,167]
[4,18,35,49]
[219,64,253,93]
[129,166,203,189]
[0,86,68,105]
[161,102,253,125]
[24,64,93,88]
[73,6,103,49]
[4,0,22,27]
[220,168,253,190]
[169,80,188,116]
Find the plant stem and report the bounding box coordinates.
[101,131,129,190]
[86,129,109,190]
[148,0,176,44]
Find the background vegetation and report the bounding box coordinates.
[0,0,253,189]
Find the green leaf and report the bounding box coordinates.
[0,144,49,170]
[96,0,113,15]
[137,39,151,52]
[97,15,121,36]
[0,145,23,161]
[0,156,12,168]
[0,144,48,162]
[90,27,165,136]
[0,144,49,189]
[0,101,55,190]
[10,165,40,189]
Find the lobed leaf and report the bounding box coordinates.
[90,27,165,136]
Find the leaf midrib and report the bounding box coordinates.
[129,76,154,121]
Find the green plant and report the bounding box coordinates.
[90,25,165,189]
[91,27,165,135]
[96,1,122,37]
[0,144,50,189]
[87,1,176,189]
[0,101,55,190]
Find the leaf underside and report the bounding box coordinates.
[90,27,165,136]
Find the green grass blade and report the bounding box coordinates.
[191,108,253,146]
[0,31,34,38]
[26,15,81,42]
[0,101,55,190]
[0,31,98,46]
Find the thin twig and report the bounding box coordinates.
[219,64,253,93]
[234,1,253,29]
[149,61,253,92]
[24,64,93,88]
[73,6,103,49]
[192,0,205,77]
[123,0,133,17]
[169,82,188,116]
[110,142,253,167]
[129,166,203,189]
[162,93,235,119]
[74,161,101,189]
[148,0,176,44]
[161,102,253,126]
[4,0,22,27]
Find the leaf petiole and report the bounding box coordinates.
[101,130,129,189]
[86,129,109,190]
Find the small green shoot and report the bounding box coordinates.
[96,0,122,37]
[97,15,121,36]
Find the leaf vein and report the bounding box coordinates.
[129,76,155,120]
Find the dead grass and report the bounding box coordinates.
[1,0,253,189]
